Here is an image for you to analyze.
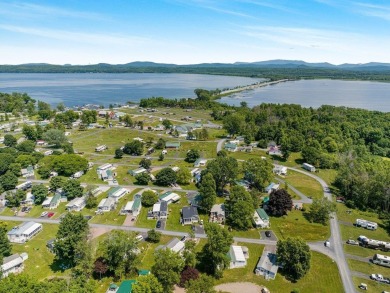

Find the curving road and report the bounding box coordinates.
[286,167,355,293]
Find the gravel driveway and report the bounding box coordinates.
[214,282,265,293]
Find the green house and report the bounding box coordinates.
[117,280,136,293]
[138,269,150,276]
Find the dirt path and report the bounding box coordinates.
[90,227,111,239]
[214,282,265,293]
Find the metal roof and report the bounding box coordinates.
[7,222,42,236]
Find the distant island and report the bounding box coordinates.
[2,60,390,81]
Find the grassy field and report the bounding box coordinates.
[10,223,71,281]
[165,193,192,233]
[337,203,387,226]
[282,170,324,200]
[216,244,343,293]
[348,258,390,276]
[271,209,330,241]
[344,244,380,258]
[340,224,390,243]
[354,276,390,293]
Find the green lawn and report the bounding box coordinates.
[229,228,261,239]
[165,194,192,233]
[228,149,268,161]
[339,223,390,242]
[354,276,390,293]
[344,244,378,258]
[164,141,217,159]
[282,169,324,200]
[216,244,343,293]
[270,209,330,241]
[11,223,71,281]
[348,258,390,276]
[337,203,387,226]
[136,206,157,229]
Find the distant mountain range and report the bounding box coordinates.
[2,60,390,79]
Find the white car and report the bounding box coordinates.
[40,211,48,217]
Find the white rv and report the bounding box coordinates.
[373,254,390,268]
[95,145,107,152]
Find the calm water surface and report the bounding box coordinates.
[0,74,389,111]
[0,73,257,107]
[220,79,390,112]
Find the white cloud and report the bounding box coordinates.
[0,24,149,46]
[0,1,105,20]
[352,2,390,21]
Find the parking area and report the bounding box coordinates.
[260,230,278,241]
[156,219,166,230]
[192,224,205,234]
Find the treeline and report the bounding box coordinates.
[222,104,390,164]
[0,92,36,114]
[2,64,390,81]
[335,148,390,212]
[139,96,234,111]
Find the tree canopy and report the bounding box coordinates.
[54,213,89,266]
[267,189,293,217]
[277,237,311,281]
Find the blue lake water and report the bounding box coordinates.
[220,79,390,112]
[0,73,389,111]
[0,73,256,107]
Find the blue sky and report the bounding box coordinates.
[1,0,390,65]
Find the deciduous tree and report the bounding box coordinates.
[152,248,184,292]
[63,179,83,200]
[267,189,293,217]
[133,274,164,293]
[200,223,233,278]
[156,168,177,186]
[307,198,337,225]
[54,213,89,266]
[186,149,200,163]
[277,237,311,281]
[198,173,216,213]
[142,191,158,207]
[123,140,144,156]
[32,184,48,205]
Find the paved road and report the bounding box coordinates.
[0,215,279,246]
[216,139,226,153]
[286,167,356,293]
[274,177,312,204]
[18,178,197,193]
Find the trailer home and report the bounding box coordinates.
[302,163,316,172]
[95,145,107,152]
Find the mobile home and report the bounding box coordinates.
[302,163,316,172]
[95,145,107,152]
[15,181,32,191]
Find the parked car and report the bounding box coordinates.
[156,220,162,229]
[265,231,271,238]
[358,283,367,290]
[47,212,55,218]
[347,239,358,245]
[135,235,144,242]
[21,207,27,213]
[40,211,48,217]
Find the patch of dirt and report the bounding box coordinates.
[215,282,266,293]
[90,227,111,239]
[123,214,137,226]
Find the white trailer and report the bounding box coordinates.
[95,145,107,152]
[15,181,32,191]
[302,163,316,172]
